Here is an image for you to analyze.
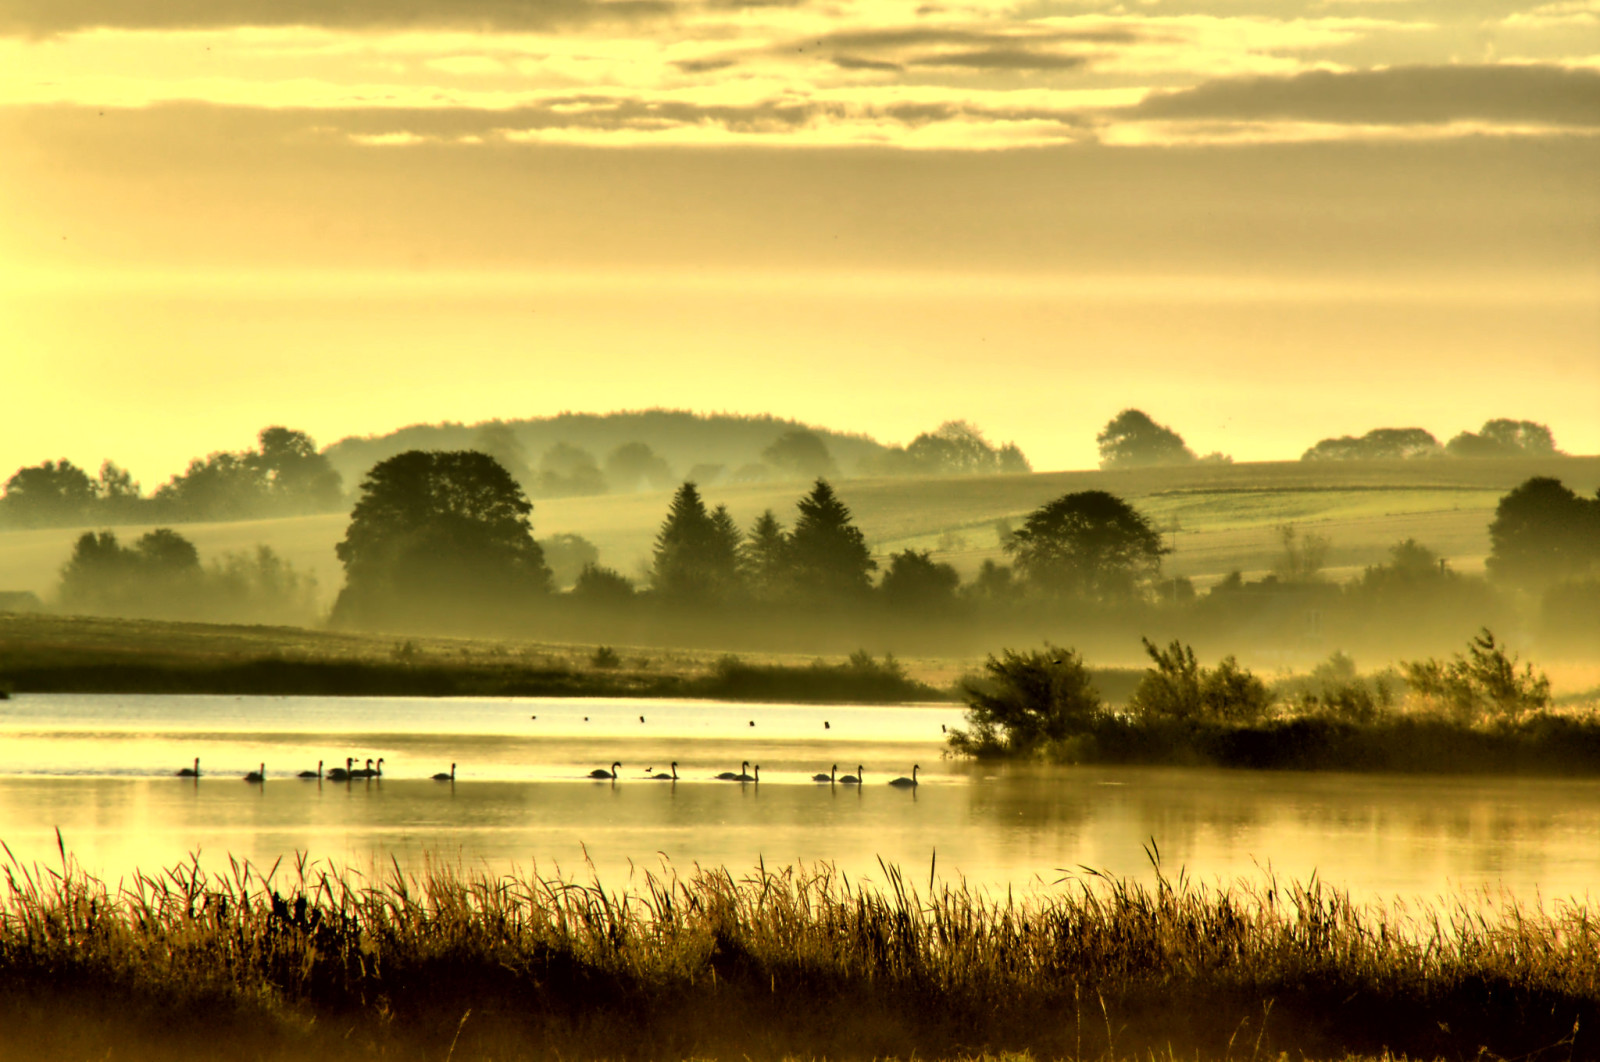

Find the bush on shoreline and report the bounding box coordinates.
[1,849,1595,1060]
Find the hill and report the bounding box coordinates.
[321,409,895,490]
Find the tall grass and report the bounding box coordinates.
[2,840,1595,1060]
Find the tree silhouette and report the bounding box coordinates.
[762,431,838,480]
[741,510,791,600]
[1486,477,1599,590]
[0,459,98,528]
[1448,419,1560,458]
[1006,490,1167,600]
[880,549,960,612]
[788,479,875,601]
[651,483,741,600]
[332,450,550,627]
[1096,410,1196,469]
[604,441,675,492]
[252,427,343,512]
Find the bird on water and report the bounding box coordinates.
[812,765,836,783]
[176,758,200,778]
[299,760,322,779]
[326,757,354,781]
[432,763,456,781]
[888,765,920,788]
[244,763,266,783]
[649,762,678,780]
[589,761,621,779]
[715,761,749,781]
[839,765,864,785]
[737,764,759,783]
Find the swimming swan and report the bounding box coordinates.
[888,765,920,788]
[589,762,621,779]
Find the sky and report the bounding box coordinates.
[1,0,1597,485]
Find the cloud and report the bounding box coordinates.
[911,48,1091,70]
[0,0,677,36]
[1132,63,1600,125]
[833,55,906,71]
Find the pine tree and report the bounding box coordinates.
[652,483,741,600]
[742,509,791,601]
[788,479,876,602]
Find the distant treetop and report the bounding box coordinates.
[1096,410,1197,470]
[1303,419,1562,462]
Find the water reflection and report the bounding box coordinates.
[1,694,1598,904]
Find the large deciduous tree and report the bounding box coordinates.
[1486,477,1600,590]
[1006,490,1167,600]
[332,450,550,627]
[1096,410,1196,470]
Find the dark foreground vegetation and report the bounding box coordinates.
[2,847,1594,1061]
[0,612,945,702]
[951,631,1600,775]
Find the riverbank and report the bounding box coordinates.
[1,849,1592,1061]
[0,612,951,702]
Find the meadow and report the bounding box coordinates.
[2,845,1594,1061]
[1,455,1593,608]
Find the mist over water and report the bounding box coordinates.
[3,693,1598,906]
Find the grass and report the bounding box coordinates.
[1,844,1595,1061]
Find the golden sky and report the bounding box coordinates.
[1,0,1597,482]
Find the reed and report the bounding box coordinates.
[2,840,1594,1060]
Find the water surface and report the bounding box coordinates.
[3,693,1597,905]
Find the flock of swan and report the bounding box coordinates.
[174,757,920,786]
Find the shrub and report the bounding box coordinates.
[948,644,1102,757]
[1127,638,1273,725]
[590,645,622,669]
[1402,628,1550,723]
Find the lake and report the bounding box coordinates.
[3,693,1598,905]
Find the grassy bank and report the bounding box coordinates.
[2,848,1593,1061]
[0,612,951,702]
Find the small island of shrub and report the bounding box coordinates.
[948,630,1600,774]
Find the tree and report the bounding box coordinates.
[1402,629,1550,723]
[332,450,550,627]
[1126,639,1272,726]
[787,479,876,601]
[651,483,741,601]
[1447,419,1559,459]
[1,459,98,528]
[96,460,143,521]
[741,509,791,601]
[539,532,601,590]
[880,549,960,612]
[1006,490,1167,600]
[571,562,636,602]
[1302,427,1441,462]
[605,442,675,492]
[947,645,1103,757]
[1486,477,1600,590]
[762,431,837,480]
[1096,410,1196,470]
[1271,524,1332,583]
[155,451,269,521]
[252,427,344,512]
[875,421,1033,477]
[58,527,205,616]
[534,443,607,498]
[472,422,533,488]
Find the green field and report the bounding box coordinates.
[1,455,1592,609]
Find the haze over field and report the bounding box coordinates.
[2,0,1597,484]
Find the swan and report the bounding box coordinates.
[588,761,621,780]
[176,757,200,778]
[888,765,920,788]
[432,763,456,781]
[737,764,759,783]
[349,758,375,779]
[244,763,265,783]
[327,757,354,781]
[298,760,322,779]
[812,764,836,783]
[649,762,678,780]
[715,761,749,781]
[839,765,863,785]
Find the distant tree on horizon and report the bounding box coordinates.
[762,430,838,480]
[1096,410,1197,470]
[1448,419,1560,459]
[1007,489,1168,600]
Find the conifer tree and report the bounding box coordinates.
[652,483,741,600]
[788,479,876,602]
